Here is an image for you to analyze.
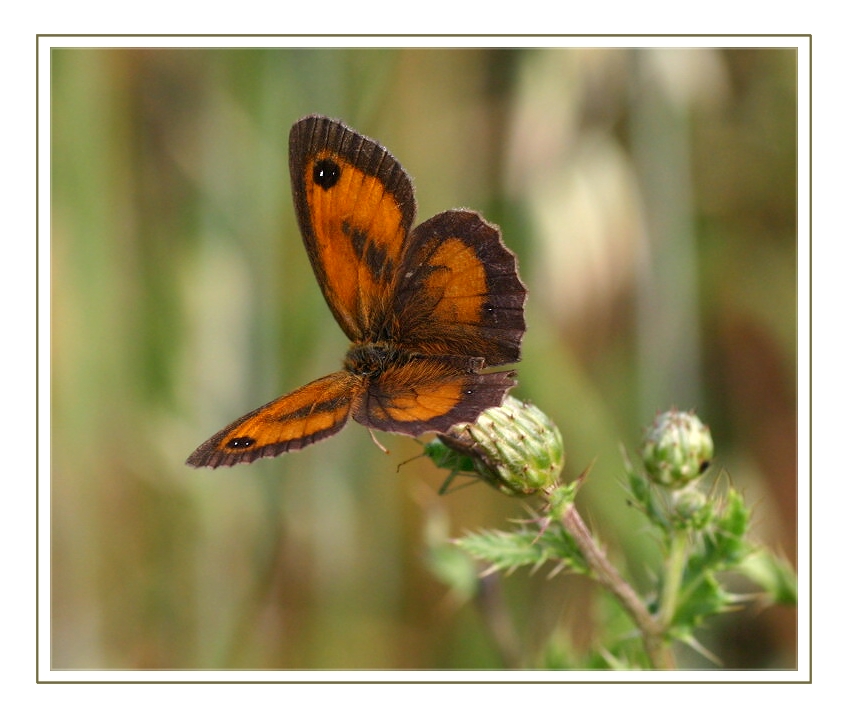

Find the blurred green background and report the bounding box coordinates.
[50,47,798,670]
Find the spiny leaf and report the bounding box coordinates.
[738,551,798,606]
[455,523,589,575]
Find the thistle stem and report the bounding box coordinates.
[560,503,676,669]
[658,528,689,627]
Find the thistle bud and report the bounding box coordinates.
[640,409,713,489]
[434,396,564,496]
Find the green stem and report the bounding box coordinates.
[658,528,689,628]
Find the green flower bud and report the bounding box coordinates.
[671,486,712,529]
[435,396,565,496]
[640,409,713,489]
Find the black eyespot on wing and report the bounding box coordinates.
[227,437,256,449]
[313,158,341,189]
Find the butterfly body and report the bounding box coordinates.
[187,116,526,468]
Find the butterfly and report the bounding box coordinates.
[187,115,526,468]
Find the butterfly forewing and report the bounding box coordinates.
[186,372,363,467]
[289,116,416,342]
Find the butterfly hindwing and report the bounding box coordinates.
[353,355,517,436]
[289,115,416,342]
[392,210,526,366]
[186,372,363,467]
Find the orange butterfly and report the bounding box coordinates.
[187,115,526,468]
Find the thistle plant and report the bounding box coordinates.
[424,401,797,670]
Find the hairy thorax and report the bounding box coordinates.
[343,342,408,378]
